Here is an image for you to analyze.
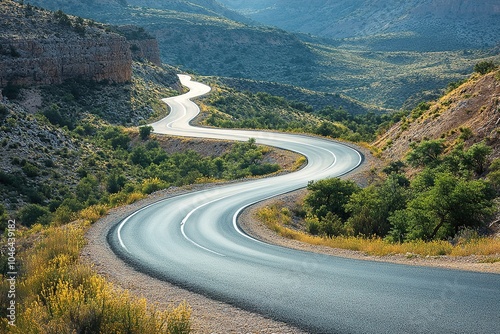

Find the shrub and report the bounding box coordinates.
[474,61,497,75]
[139,125,153,140]
[141,178,168,194]
[0,104,9,120]
[17,204,51,227]
[0,225,192,333]
[21,162,40,177]
[79,204,108,224]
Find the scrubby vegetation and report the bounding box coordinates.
[252,67,500,256]
[199,82,406,142]
[256,205,500,257]
[1,109,282,228]
[0,223,191,333]
[258,139,499,255]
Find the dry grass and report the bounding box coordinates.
[256,205,500,257]
[0,224,192,333]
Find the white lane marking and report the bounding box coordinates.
[146,75,363,256]
[180,196,231,257]
[117,201,158,253]
[232,145,362,243]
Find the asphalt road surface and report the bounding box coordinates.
[108,75,500,333]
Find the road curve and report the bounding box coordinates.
[108,75,500,333]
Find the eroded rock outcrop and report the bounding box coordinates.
[0,0,133,88]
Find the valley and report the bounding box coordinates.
[1,0,499,333]
[24,0,499,110]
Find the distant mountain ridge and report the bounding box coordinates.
[218,0,500,51]
[23,0,499,111]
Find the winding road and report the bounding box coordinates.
[108,75,500,333]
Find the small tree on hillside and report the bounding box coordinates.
[139,125,153,140]
[474,61,497,75]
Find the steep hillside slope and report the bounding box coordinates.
[126,0,251,23]
[374,69,500,161]
[214,76,381,114]
[219,0,500,51]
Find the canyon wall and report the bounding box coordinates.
[0,34,132,87]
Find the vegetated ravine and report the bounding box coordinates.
[108,75,500,334]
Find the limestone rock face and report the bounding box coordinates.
[0,0,133,88]
[0,35,132,87]
[130,38,162,66]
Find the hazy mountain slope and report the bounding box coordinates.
[374,69,500,161]
[25,0,498,110]
[126,0,252,23]
[219,0,500,51]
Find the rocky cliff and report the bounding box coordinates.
[0,0,133,88]
[113,25,162,66]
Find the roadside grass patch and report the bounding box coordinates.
[0,223,192,333]
[256,205,500,257]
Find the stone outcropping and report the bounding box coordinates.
[114,25,162,66]
[0,0,134,88]
[0,35,132,87]
[129,38,162,66]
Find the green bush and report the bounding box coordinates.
[17,204,51,227]
[21,162,40,177]
[474,61,497,75]
[139,125,153,140]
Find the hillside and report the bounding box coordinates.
[374,68,500,162]
[219,0,500,51]
[126,0,251,23]
[24,0,498,110]
[0,1,303,220]
[213,76,381,114]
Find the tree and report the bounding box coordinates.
[474,61,497,75]
[463,142,492,176]
[76,175,101,204]
[388,172,495,241]
[107,172,127,194]
[130,145,151,167]
[487,158,500,194]
[304,178,360,221]
[345,174,408,237]
[17,204,51,227]
[318,212,345,237]
[406,140,445,168]
[139,125,153,140]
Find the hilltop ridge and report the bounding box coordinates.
[219,0,500,51]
